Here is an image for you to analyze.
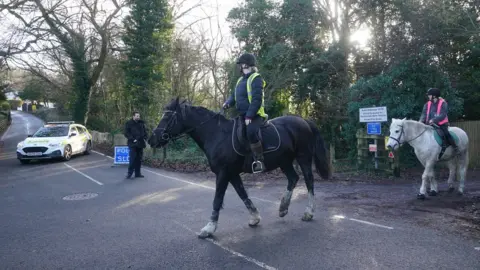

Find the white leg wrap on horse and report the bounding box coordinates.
[249,210,261,226]
[198,221,217,238]
[302,191,315,221]
[280,190,293,209]
[307,192,315,214]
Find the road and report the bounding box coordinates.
[1,111,479,270]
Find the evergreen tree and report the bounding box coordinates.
[122,0,174,123]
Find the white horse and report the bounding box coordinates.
[386,118,469,199]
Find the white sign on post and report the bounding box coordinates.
[359,106,388,122]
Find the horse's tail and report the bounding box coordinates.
[305,119,332,180]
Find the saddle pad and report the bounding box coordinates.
[232,118,281,156]
[433,129,459,146]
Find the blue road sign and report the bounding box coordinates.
[114,146,130,165]
[367,122,381,135]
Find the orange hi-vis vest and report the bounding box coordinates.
[426,98,448,125]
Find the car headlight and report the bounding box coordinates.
[17,142,24,149]
[48,143,61,147]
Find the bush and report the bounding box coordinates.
[30,108,72,123]
[0,101,10,111]
[8,100,22,110]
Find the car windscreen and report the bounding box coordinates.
[33,126,69,137]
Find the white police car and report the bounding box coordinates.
[16,121,93,164]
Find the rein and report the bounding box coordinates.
[156,106,225,143]
[390,123,429,146]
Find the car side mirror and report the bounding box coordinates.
[27,134,32,137]
[70,133,77,137]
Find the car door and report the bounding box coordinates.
[77,126,88,151]
[69,126,81,153]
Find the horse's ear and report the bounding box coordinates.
[175,96,180,105]
[402,117,406,121]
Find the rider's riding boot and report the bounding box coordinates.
[250,141,265,173]
[451,140,460,155]
[447,134,460,155]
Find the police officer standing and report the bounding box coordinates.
[124,111,148,179]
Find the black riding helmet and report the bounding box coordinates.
[427,88,441,97]
[236,53,256,67]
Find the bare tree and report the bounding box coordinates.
[1,0,126,124]
[184,1,235,109]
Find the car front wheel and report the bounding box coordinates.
[63,145,72,161]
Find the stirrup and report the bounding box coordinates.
[252,160,264,174]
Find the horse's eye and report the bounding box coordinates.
[396,130,399,133]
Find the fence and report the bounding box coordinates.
[451,120,480,169]
[329,120,480,173]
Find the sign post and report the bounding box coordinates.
[113,146,130,167]
[359,106,388,170]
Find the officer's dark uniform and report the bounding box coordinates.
[124,118,148,178]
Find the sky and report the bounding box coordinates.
[0,0,372,77]
[175,0,372,59]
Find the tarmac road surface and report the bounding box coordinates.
[1,111,479,269]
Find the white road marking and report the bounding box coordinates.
[92,150,111,158]
[144,168,215,190]
[64,163,104,186]
[475,247,480,251]
[173,221,278,270]
[91,151,393,229]
[332,215,394,230]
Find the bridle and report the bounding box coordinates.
[153,106,224,144]
[389,123,429,148]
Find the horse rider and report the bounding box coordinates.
[419,87,460,155]
[223,53,267,173]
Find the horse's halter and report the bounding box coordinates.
[389,123,428,148]
[154,106,224,144]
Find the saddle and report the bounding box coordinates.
[232,116,281,157]
[432,125,459,160]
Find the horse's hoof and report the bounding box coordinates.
[448,187,455,193]
[248,217,261,227]
[279,209,288,217]
[197,231,212,239]
[248,212,261,227]
[457,191,464,196]
[417,194,426,200]
[428,190,437,196]
[301,213,313,221]
[197,221,216,239]
[248,219,260,227]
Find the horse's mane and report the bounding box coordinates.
[167,98,233,131]
[180,103,233,132]
[403,119,434,131]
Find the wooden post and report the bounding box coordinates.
[356,129,366,170]
[330,143,335,173]
[393,150,400,177]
